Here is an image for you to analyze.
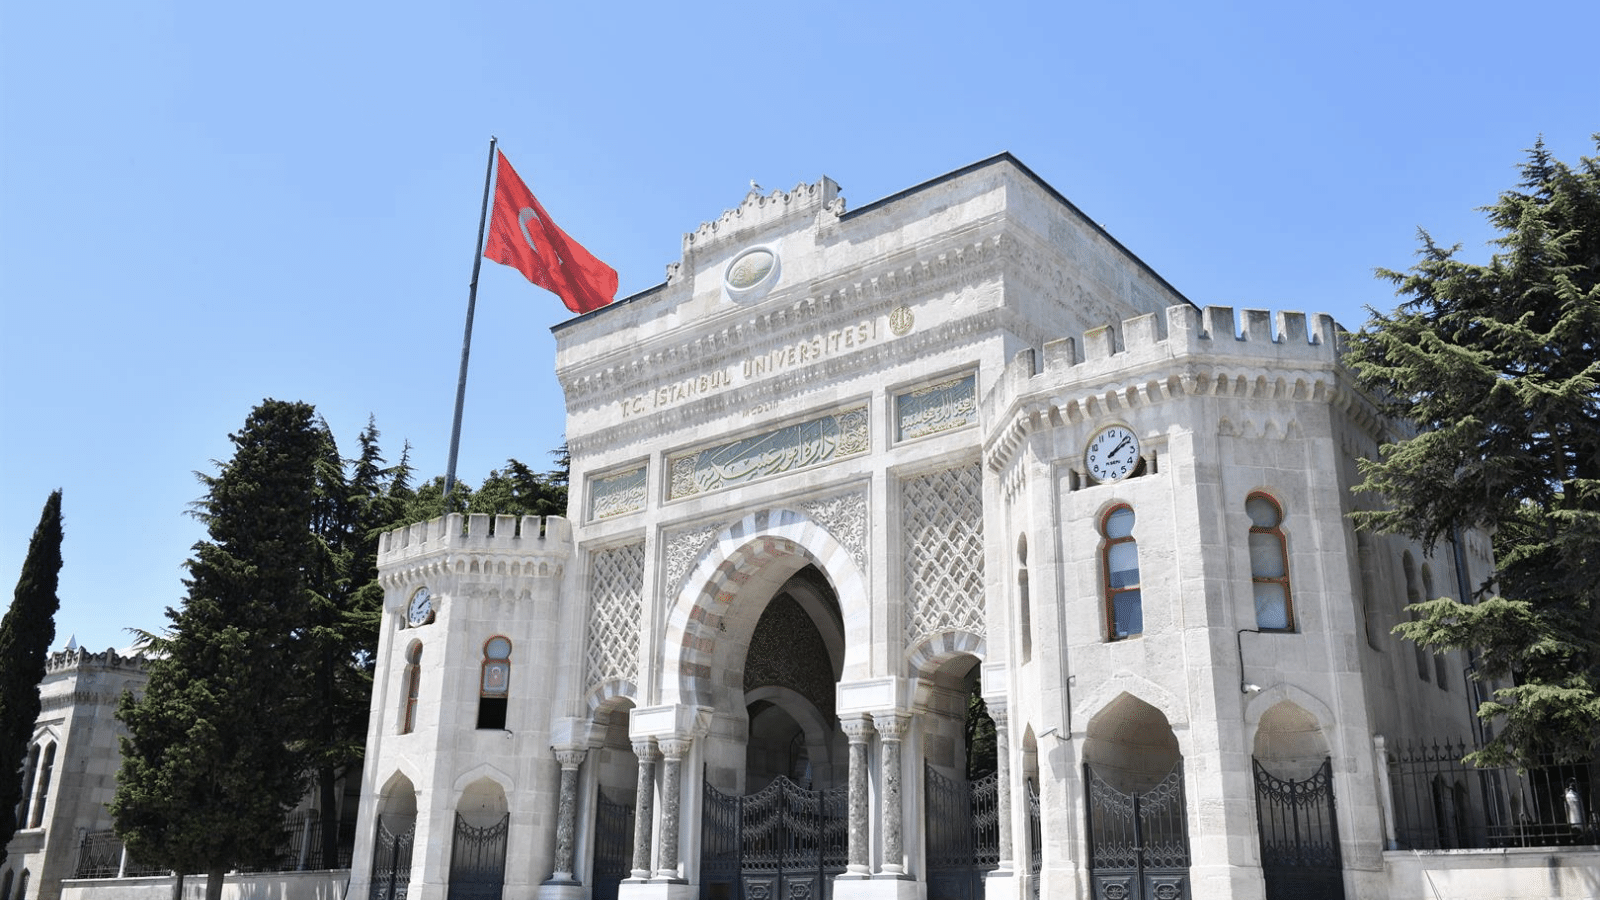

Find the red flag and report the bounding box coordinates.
[482,151,618,314]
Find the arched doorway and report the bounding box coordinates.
[924,658,1000,900]
[448,779,509,900]
[369,774,417,900]
[700,564,850,900]
[1082,693,1190,900]
[1252,701,1343,900]
[591,703,637,900]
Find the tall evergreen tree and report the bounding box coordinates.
[1346,136,1600,766]
[113,401,322,899]
[0,490,63,847]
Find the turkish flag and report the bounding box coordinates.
[482,151,618,314]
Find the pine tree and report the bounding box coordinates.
[113,401,322,898]
[1346,136,1600,766]
[0,490,63,847]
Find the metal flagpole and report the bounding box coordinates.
[443,135,498,505]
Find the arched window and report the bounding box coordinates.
[1247,493,1293,630]
[29,743,55,829]
[1102,505,1142,639]
[1422,565,1449,690]
[401,642,422,735]
[476,636,512,730]
[3,868,14,900]
[15,744,39,830]
[15,870,27,900]
[1017,534,1031,663]
[1403,552,1430,682]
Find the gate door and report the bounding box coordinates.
[1254,758,1344,900]
[926,765,1000,900]
[447,813,509,900]
[701,775,847,900]
[592,792,635,900]
[368,817,416,900]
[1026,779,1042,900]
[1084,763,1191,900]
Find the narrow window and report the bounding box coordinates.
[477,637,512,730]
[1422,566,1449,690]
[15,744,39,830]
[1247,493,1293,630]
[29,744,55,829]
[401,642,422,735]
[3,868,14,899]
[1102,506,1142,639]
[1403,553,1430,682]
[1018,534,1032,664]
[15,871,27,900]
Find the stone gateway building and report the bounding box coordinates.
[345,154,1512,900]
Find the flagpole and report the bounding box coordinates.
[443,135,498,506]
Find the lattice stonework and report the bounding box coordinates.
[902,462,985,644]
[586,542,645,688]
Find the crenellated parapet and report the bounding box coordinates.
[984,304,1376,470]
[376,513,573,589]
[44,645,149,675]
[678,178,843,257]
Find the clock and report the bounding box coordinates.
[1086,425,1140,483]
[407,587,434,627]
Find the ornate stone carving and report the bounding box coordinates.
[744,594,835,719]
[590,465,647,520]
[798,489,867,571]
[663,521,726,599]
[902,462,986,644]
[895,372,977,442]
[586,542,645,689]
[667,404,869,500]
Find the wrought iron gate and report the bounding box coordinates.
[1084,762,1191,900]
[925,765,1000,900]
[368,817,415,900]
[1254,758,1344,900]
[447,813,509,900]
[593,791,635,900]
[1027,778,1042,900]
[701,775,847,900]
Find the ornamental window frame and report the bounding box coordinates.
[1246,492,1294,631]
[1101,504,1143,640]
[400,641,422,735]
[476,636,512,730]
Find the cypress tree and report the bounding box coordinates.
[0,490,63,847]
[1346,136,1600,766]
[112,401,321,899]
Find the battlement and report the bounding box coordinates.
[377,513,573,569]
[45,645,149,675]
[679,178,843,256]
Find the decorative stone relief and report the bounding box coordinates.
[798,490,867,571]
[667,404,869,500]
[663,521,727,599]
[902,462,986,645]
[586,542,645,689]
[744,594,835,719]
[590,465,647,520]
[896,372,977,442]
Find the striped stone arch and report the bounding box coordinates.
[660,508,869,708]
[585,677,639,716]
[906,629,987,708]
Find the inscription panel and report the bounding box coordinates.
[895,372,977,442]
[589,465,647,521]
[667,405,869,501]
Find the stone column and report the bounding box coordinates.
[840,716,875,876]
[630,740,659,880]
[1374,734,1398,850]
[871,712,910,876]
[990,705,1014,873]
[549,748,587,882]
[654,738,692,881]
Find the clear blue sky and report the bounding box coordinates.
[1,1,1594,653]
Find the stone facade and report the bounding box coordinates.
[348,155,1495,900]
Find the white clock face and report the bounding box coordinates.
[407,587,433,627]
[1086,425,1140,483]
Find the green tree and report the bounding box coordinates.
[113,401,322,898]
[1346,136,1600,766]
[0,490,63,846]
[468,451,569,519]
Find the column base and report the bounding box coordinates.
[832,876,923,899]
[983,870,1019,898]
[618,880,699,900]
[535,880,585,900]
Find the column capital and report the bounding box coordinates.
[554,747,587,769]
[658,737,693,761]
[632,739,660,761]
[840,715,876,743]
[871,711,911,740]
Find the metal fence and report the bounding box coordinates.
[74,810,358,879]
[1388,739,1599,849]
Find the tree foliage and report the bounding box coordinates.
[1346,136,1600,766]
[0,490,63,846]
[113,401,322,894]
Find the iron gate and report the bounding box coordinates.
[925,765,1000,900]
[1084,763,1191,900]
[447,813,509,900]
[701,775,847,900]
[1027,778,1042,900]
[1254,758,1344,900]
[593,791,635,900]
[368,817,415,900]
